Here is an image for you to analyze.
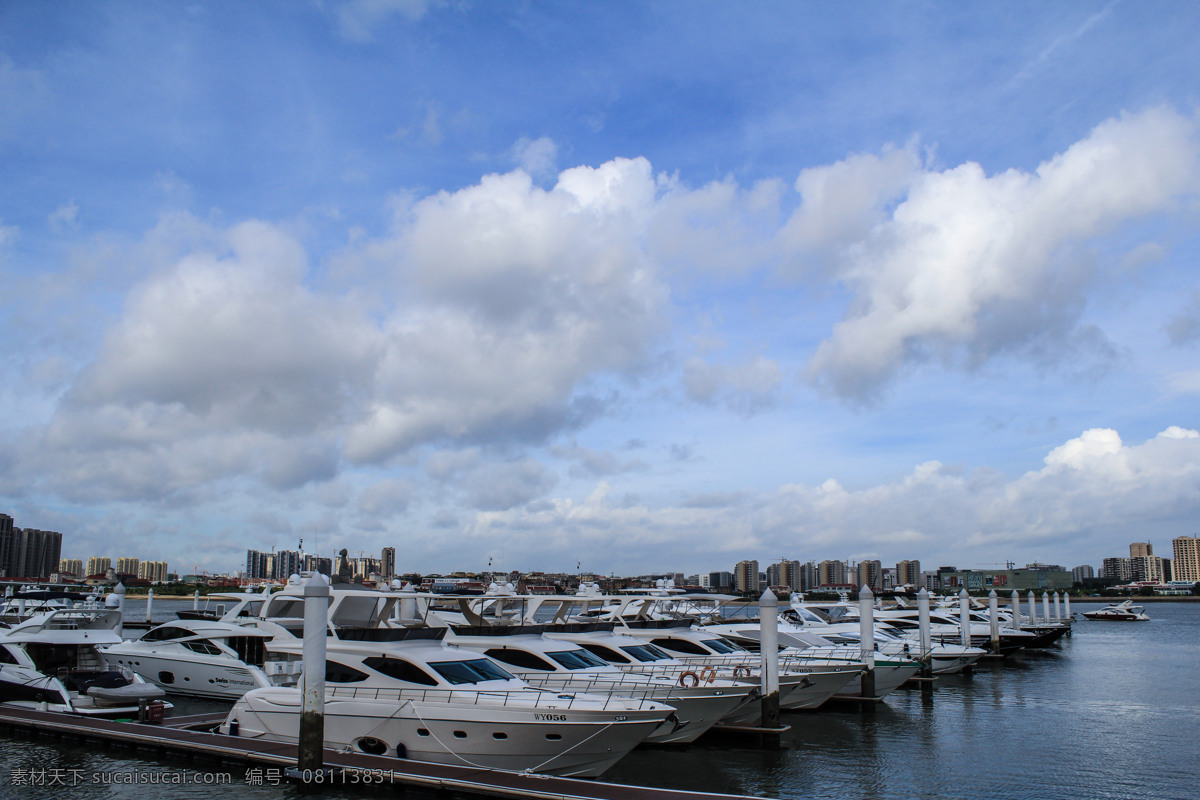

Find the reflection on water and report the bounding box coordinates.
[1,601,1197,800]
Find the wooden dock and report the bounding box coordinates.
[0,706,761,800]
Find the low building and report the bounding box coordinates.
[940,566,1072,593]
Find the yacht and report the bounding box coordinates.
[0,606,168,717]
[101,618,277,699]
[221,623,674,777]
[1082,600,1150,621]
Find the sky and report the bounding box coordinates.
[2,1,1199,579]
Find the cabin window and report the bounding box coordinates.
[428,658,515,685]
[182,640,223,656]
[140,626,191,642]
[580,643,629,663]
[483,648,555,671]
[704,639,743,654]
[650,638,709,656]
[0,646,18,665]
[547,649,609,670]
[619,644,669,663]
[325,661,370,683]
[362,657,438,686]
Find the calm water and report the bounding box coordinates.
[1,600,1197,800]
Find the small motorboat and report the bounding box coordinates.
[1082,600,1149,621]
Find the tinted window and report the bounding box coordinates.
[326,661,370,683]
[182,640,222,656]
[620,644,670,663]
[484,648,555,671]
[429,658,515,685]
[704,639,742,654]
[362,656,438,686]
[651,637,709,655]
[547,649,609,670]
[580,643,629,664]
[141,626,191,642]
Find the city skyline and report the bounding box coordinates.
[2,5,1200,576]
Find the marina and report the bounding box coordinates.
[0,596,1197,799]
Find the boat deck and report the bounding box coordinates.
[0,705,759,800]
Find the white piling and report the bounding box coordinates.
[988,590,999,652]
[1042,591,1051,622]
[1027,591,1038,625]
[114,582,126,638]
[193,589,199,611]
[859,585,876,701]
[1053,592,1062,621]
[759,588,780,730]
[146,588,154,623]
[918,587,932,660]
[1010,590,1021,630]
[958,588,971,647]
[1065,593,1072,620]
[299,573,330,773]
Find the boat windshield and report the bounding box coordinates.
[427,658,516,685]
[793,607,829,624]
[703,638,744,654]
[619,644,672,663]
[547,648,610,670]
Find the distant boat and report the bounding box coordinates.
[1082,600,1150,621]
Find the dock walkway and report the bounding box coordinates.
[0,706,758,800]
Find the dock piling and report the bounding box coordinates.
[298,573,330,775]
[859,585,876,707]
[758,588,781,742]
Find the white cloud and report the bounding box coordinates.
[802,106,1200,400]
[333,0,430,42]
[682,354,782,414]
[47,200,79,233]
[512,137,558,181]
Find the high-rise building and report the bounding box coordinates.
[707,571,734,592]
[896,559,921,587]
[1130,542,1153,559]
[246,550,270,580]
[857,559,883,591]
[818,559,847,587]
[86,556,112,577]
[273,549,302,580]
[1173,536,1200,582]
[766,560,801,591]
[0,516,63,579]
[381,547,396,580]
[115,557,140,578]
[1101,557,1131,581]
[137,560,169,583]
[58,558,84,578]
[798,561,819,592]
[733,560,759,593]
[1071,564,1095,584]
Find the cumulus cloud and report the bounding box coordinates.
[800,106,1200,400]
[512,137,558,182]
[682,354,782,414]
[343,159,670,462]
[459,427,1200,574]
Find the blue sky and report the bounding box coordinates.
[2,1,1199,578]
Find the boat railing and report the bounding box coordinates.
[324,685,661,711]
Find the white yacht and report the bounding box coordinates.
[1082,600,1150,621]
[0,606,168,717]
[222,622,674,778]
[101,618,277,699]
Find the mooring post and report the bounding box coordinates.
[1010,590,1021,631]
[1042,591,1051,622]
[298,573,329,775]
[114,582,126,638]
[193,589,199,611]
[958,588,971,648]
[146,588,154,624]
[1053,592,1062,622]
[1064,592,1072,621]
[1027,591,1037,625]
[759,588,781,739]
[917,587,933,696]
[988,589,999,653]
[859,585,876,707]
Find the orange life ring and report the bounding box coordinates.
[679,671,700,688]
[733,665,751,678]
[699,666,717,683]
